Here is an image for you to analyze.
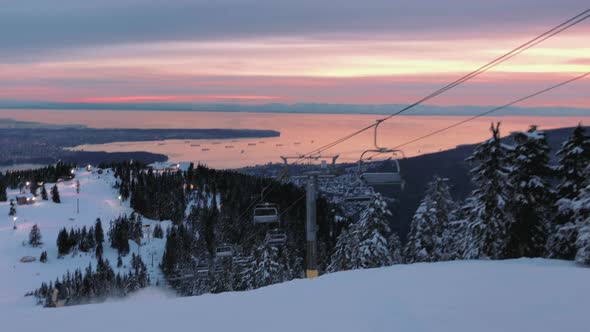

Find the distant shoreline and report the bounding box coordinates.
[0,103,588,117]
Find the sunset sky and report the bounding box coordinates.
[1,0,589,108]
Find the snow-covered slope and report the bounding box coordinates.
[0,170,169,309]
[2,258,589,332]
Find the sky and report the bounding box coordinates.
[0,0,589,108]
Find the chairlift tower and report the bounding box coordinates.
[281,154,339,279]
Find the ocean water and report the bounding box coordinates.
[0,109,587,169]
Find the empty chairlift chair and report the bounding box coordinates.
[266,229,287,246]
[253,203,280,224]
[215,244,233,258]
[359,158,404,188]
[358,119,405,191]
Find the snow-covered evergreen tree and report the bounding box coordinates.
[29,224,42,247]
[554,165,590,265]
[350,193,392,269]
[327,226,356,272]
[387,232,403,264]
[463,123,513,259]
[505,126,553,258]
[254,243,282,288]
[404,176,455,263]
[548,124,590,259]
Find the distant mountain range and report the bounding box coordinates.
[1,101,589,117]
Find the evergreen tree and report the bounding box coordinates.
[57,228,70,256]
[153,224,164,238]
[41,184,48,200]
[117,255,123,268]
[463,123,513,259]
[40,251,48,263]
[505,126,553,258]
[404,176,455,263]
[387,232,403,264]
[95,218,104,245]
[9,200,16,216]
[96,242,103,259]
[555,124,590,199]
[327,226,356,272]
[350,193,393,269]
[0,180,7,202]
[555,165,590,265]
[254,243,282,288]
[51,185,61,203]
[29,224,43,247]
[548,124,590,259]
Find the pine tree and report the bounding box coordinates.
[57,228,71,256]
[254,243,282,288]
[51,185,61,203]
[40,251,48,263]
[404,176,455,263]
[41,185,48,200]
[95,218,104,245]
[153,224,164,238]
[555,124,590,199]
[463,123,513,259]
[505,126,553,258]
[9,200,16,216]
[556,165,590,265]
[548,124,590,259]
[0,180,7,202]
[387,232,403,264]
[327,226,356,272]
[350,193,393,269]
[29,224,43,247]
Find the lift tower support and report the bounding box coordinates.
[281,155,339,279]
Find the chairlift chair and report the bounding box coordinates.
[253,203,280,224]
[266,229,287,246]
[343,182,376,202]
[358,119,405,190]
[215,244,233,258]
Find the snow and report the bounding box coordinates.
[1,258,589,332]
[0,170,169,309]
[1,170,589,331]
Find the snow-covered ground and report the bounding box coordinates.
[0,170,169,309]
[1,170,589,331]
[1,258,589,332]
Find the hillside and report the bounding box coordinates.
[2,259,589,332]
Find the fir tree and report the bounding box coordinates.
[254,243,282,288]
[29,224,43,247]
[9,200,16,216]
[40,251,48,263]
[505,126,553,258]
[555,165,590,265]
[51,185,61,203]
[548,124,590,259]
[404,176,455,263]
[153,223,164,238]
[463,123,513,259]
[327,226,356,272]
[387,232,403,264]
[95,218,104,245]
[0,180,7,202]
[350,193,393,269]
[41,185,48,200]
[57,228,70,256]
